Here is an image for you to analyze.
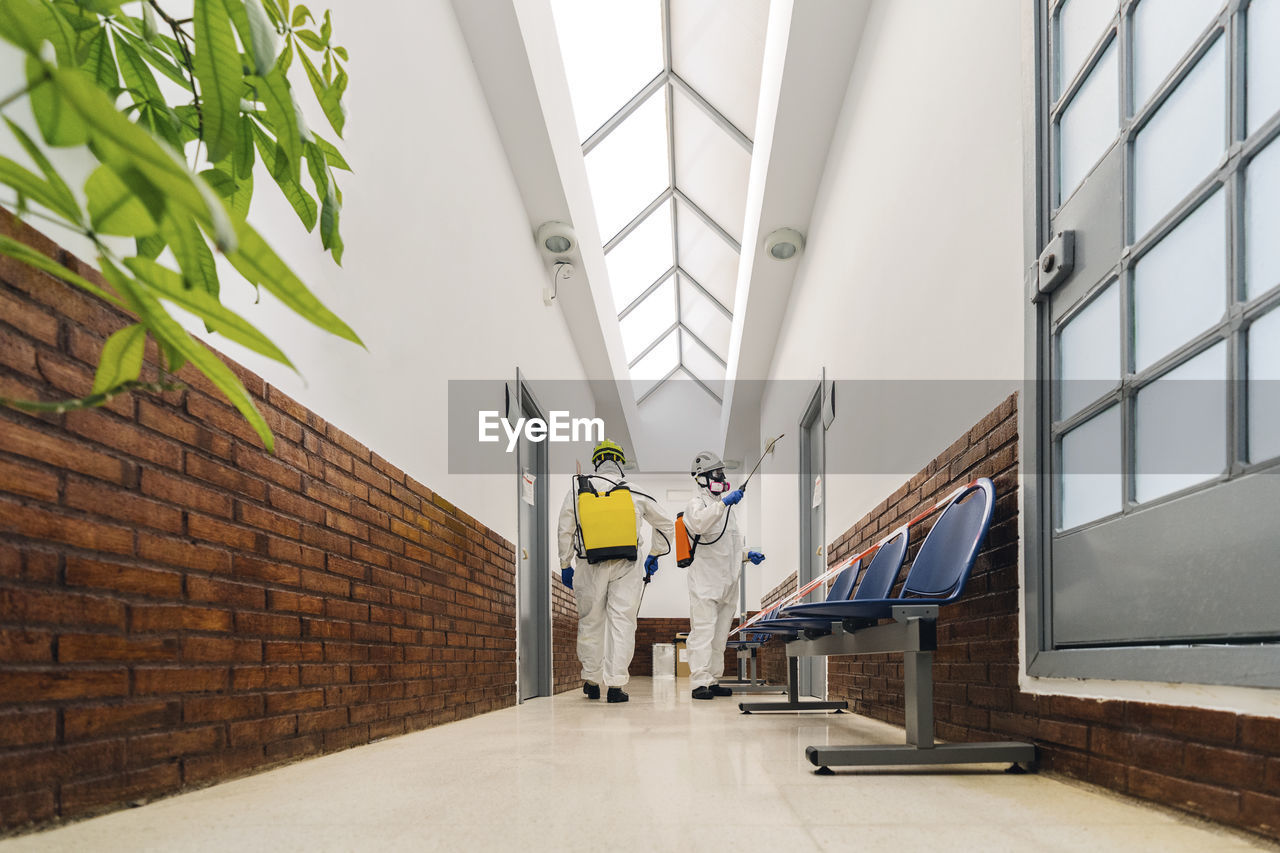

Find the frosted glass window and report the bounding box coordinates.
[1057,283,1120,419]
[673,86,750,244]
[1059,43,1119,202]
[669,0,769,139]
[605,200,673,311]
[1248,0,1280,134]
[1246,138,1280,299]
[630,328,679,400]
[550,0,663,142]
[1133,0,1224,109]
[679,275,731,359]
[584,90,669,243]
[1249,306,1280,463]
[1056,0,1117,97]
[1133,191,1226,372]
[1133,39,1226,239]
[1059,405,1122,530]
[619,277,676,362]
[676,199,739,311]
[1135,341,1227,503]
[681,330,725,397]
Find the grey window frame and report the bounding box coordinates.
[1023,0,1280,687]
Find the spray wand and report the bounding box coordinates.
[738,433,785,492]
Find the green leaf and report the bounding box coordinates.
[136,232,165,260]
[250,120,314,230]
[113,31,165,105]
[312,133,349,171]
[0,234,122,307]
[125,256,294,368]
[200,167,253,221]
[290,5,312,27]
[100,257,274,452]
[293,29,322,50]
[232,115,256,179]
[0,0,77,63]
[161,214,219,299]
[138,102,184,152]
[320,10,331,44]
[27,56,88,146]
[298,48,343,137]
[47,65,236,250]
[273,35,293,74]
[85,163,159,236]
[2,118,81,221]
[91,323,146,394]
[250,67,304,181]
[141,2,158,41]
[0,155,80,222]
[225,221,360,345]
[81,26,119,90]
[193,0,244,164]
[112,29,189,89]
[305,141,339,262]
[333,45,347,61]
[229,0,279,76]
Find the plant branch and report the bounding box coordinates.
[0,378,187,415]
[0,197,93,240]
[147,0,204,166]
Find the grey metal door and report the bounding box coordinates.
[798,384,826,698]
[1038,0,1280,649]
[516,378,550,701]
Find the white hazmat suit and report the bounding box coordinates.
[557,461,675,688]
[682,486,749,690]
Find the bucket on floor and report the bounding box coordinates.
[652,643,675,678]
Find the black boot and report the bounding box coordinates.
[583,681,600,700]
[709,684,733,697]
[606,687,629,703]
[691,686,715,700]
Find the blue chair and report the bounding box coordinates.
[745,557,866,640]
[779,480,994,625]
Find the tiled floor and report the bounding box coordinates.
[4,677,1272,852]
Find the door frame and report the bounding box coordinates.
[797,374,827,699]
[514,370,551,701]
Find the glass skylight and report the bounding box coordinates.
[552,0,764,404]
[551,0,664,142]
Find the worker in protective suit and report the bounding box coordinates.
[683,451,765,700]
[557,439,675,703]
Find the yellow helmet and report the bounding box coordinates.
[591,439,626,469]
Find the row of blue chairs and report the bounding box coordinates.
[731,478,1037,771]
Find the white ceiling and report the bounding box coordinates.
[453,0,871,471]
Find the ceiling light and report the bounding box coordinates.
[765,228,804,260]
[536,221,577,259]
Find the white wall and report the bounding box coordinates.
[753,0,1026,599]
[1,1,596,545]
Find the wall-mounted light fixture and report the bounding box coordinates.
[536,222,577,306]
[764,227,805,260]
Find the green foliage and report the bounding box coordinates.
[0,0,357,451]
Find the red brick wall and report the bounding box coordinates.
[756,395,1279,842]
[551,573,578,694]
[0,213,517,833]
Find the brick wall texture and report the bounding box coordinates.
[0,212,517,832]
[757,394,1279,842]
[551,573,578,695]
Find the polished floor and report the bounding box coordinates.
[5,677,1271,852]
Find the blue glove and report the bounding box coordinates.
[721,489,744,506]
[644,555,659,578]
[561,567,574,590]
[747,551,765,565]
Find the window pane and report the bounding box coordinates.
[1058,283,1119,419]
[1133,39,1226,239]
[669,0,769,138]
[584,89,669,243]
[551,0,664,142]
[676,198,739,311]
[1133,190,1226,372]
[1059,43,1118,203]
[1246,137,1280,300]
[605,200,673,310]
[1056,0,1117,98]
[681,329,725,397]
[1059,405,1122,530]
[1248,0,1280,135]
[619,277,676,362]
[673,86,751,244]
[630,328,679,400]
[679,275,731,359]
[1249,305,1280,463]
[1133,0,1223,109]
[1135,341,1227,503]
